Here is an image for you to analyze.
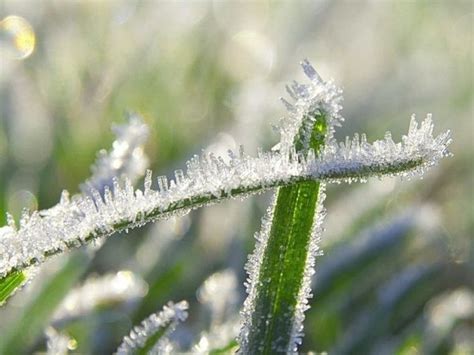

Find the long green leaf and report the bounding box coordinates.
[241,113,327,353]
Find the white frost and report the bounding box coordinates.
[237,61,450,353]
[115,300,188,355]
[0,114,450,278]
[278,59,343,154]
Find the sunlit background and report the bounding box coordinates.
[0,1,472,354]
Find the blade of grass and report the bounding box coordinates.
[116,301,188,355]
[0,270,26,305]
[0,112,450,281]
[240,113,328,353]
[0,251,90,355]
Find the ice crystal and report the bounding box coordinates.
[0,114,450,278]
[0,59,454,354]
[278,59,343,154]
[115,300,188,355]
[80,113,149,197]
[318,113,452,183]
[0,265,36,305]
[238,194,276,348]
[52,271,148,323]
[239,61,336,353]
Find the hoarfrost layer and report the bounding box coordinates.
[238,194,276,351]
[278,59,343,154]
[0,114,450,278]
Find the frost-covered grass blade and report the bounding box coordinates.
[0,111,450,281]
[115,300,188,355]
[238,61,451,353]
[0,59,453,354]
[239,61,334,353]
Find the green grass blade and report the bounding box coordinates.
[137,324,170,355]
[247,182,323,353]
[240,113,328,353]
[0,251,90,355]
[0,270,26,305]
[0,113,450,280]
[116,301,188,355]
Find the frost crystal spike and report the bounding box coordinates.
[278,59,343,154]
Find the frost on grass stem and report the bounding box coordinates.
[238,61,451,353]
[115,300,188,355]
[239,60,337,353]
[277,59,343,154]
[0,116,450,279]
[0,266,37,305]
[0,114,150,305]
[0,61,451,282]
[0,59,453,354]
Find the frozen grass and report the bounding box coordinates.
[0,61,452,354]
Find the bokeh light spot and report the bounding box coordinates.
[67,338,78,350]
[0,15,35,60]
[7,189,38,219]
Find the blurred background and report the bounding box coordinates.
[0,1,472,354]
